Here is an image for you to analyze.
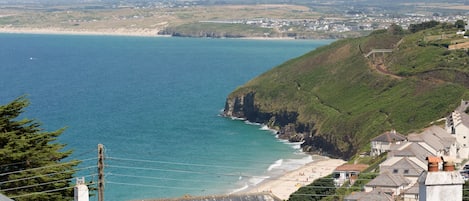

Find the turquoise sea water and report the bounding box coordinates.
[0,34,332,201]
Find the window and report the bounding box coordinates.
[393,169,398,173]
[404,169,409,174]
[464,136,466,139]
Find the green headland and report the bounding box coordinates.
[224,22,469,159]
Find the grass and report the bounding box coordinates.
[163,22,274,37]
[227,25,469,159]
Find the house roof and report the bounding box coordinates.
[334,164,369,172]
[404,182,419,195]
[140,193,281,201]
[389,142,433,164]
[371,130,406,143]
[418,171,465,186]
[380,157,425,176]
[0,194,13,201]
[344,189,393,201]
[415,126,455,151]
[365,171,410,188]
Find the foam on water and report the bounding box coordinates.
[267,159,283,171]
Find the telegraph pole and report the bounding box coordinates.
[97,144,105,201]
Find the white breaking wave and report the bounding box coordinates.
[244,120,261,126]
[230,183,249,194]
[267,159,283,171]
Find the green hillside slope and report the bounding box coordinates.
[223,23,469,159]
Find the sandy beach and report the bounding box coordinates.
[0,27,167,37]
[244,156,346,200]
[0,27,298,40]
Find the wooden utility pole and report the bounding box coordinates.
[97,144,105,201]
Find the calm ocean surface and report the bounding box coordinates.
[0,34,332,201]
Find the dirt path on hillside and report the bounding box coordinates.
[368,59,402,79]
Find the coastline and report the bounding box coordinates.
[0,27,168,37]
[0,27,297,40]
[239,155,345,200]
[229,119,346,200]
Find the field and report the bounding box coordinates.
[0,4,320,36]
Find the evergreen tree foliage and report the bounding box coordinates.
[455,20,466,29]
[0,96,79,201]
[408,20,440,33]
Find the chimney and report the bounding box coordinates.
[443,157,456,171]
[426,156,442,172]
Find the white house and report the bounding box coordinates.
[446,100,469,159]
[371,130,406,156]
[333,164,369,187]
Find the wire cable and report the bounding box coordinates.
[106,164,271,180]
[8,186,75,199]
[108,157,266,171]
[1,174,97,192]
[106,181,209,191]
[0,165,97,185]
[107,173,237,184]
[0,157,96,176]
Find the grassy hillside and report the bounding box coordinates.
[225,23,469,159]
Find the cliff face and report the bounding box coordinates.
[223,92,350,159]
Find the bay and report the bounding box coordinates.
[0,34,332,200]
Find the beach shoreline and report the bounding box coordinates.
[237,155,345,200]
[0,27,298,40]
[0,27,168,37]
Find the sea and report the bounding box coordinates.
[0,34,333,201]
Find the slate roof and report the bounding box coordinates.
[418,171,465,186]
[365,171,410,188]
[403,182,419,195]
[380,157,425,177]
[138,193,281,201]
[344,189,393,201]
[389,142,433,164]
[371,130,406,143]
[408,126,455,152]
[0,194,13,201]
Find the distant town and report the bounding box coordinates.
[1,0,468,39]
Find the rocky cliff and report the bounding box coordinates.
[223,91,351,158]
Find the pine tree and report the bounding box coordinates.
[0,96,79,200]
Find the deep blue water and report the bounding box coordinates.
[0,34,332,201]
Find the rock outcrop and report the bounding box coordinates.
[223,92,350,159]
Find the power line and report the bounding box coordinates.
[108,173,234,184]
[105,148,298,167]
[9,186,75,199]
[0,161,28,168]
[106,164,268,180]
[1,174,97,192]
[0,165,97,185]
[108,157,267,171]
[0,157,96,176]
[106,181,209,191]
